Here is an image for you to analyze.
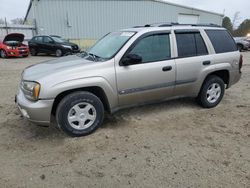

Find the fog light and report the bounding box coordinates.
[19,107,30,119]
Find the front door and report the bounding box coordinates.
[42,36,55,54]
[115,32,176,107]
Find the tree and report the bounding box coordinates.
[234,19,250,37]
[222,16,233,34]
[11,18,24,25]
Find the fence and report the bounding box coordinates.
[0,24,36,42]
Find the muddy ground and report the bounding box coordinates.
[0,53,249,188]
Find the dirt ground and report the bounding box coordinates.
[0,53,249,188]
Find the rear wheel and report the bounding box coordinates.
[0,49,7,58]
[237,44,243,52]
[56,91,104,137]
[197,75,225,108]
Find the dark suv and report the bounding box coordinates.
[28,35,80,57]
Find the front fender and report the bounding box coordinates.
[39,76,118,110]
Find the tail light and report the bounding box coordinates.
[239,54,243,73]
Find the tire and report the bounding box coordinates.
[0,49,7,58]
[30,48,37,56]
[56,91,104,137]
[55,49,63,57]
[237,44,243,52]
[197,75,225,108]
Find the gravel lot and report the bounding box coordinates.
[0,53,250,188]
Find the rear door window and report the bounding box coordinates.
[205,30,237,53]
[176,32,208,58]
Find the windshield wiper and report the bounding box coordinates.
[78,51,104,62]
[78,50,88,57]
[88,53,106,62]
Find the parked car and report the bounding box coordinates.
[28,35,80,57]
[0,33,29,58]
[244,37,250,45]
[234,37,249,51]
[16,24,242,137]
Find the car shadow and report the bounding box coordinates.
[7,97,199,139]
[101,97,199,129]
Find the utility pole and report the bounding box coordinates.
[4,17,8,34]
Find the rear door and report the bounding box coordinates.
[174,29,210,96]
[29,36,43,52]
[115,32,176,106]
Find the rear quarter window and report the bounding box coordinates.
[205,30,237,53]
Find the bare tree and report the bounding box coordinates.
[232,11,241,29]
[11,18,24,25]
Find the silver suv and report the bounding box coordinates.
[16,23,242,136]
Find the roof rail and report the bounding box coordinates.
[133,22,222,28]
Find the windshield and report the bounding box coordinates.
[87,31,136,59]
[51,36,68,43]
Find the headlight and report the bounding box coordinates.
[21,81,40,101]
[6,46,12,49]
[62,45,72,49]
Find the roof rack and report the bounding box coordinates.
[133,22,222,28]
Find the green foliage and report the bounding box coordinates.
[234,19,250,37]
[222,17,233,34]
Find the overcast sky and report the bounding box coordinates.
[0,0,249,24]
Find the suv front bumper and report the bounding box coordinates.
[15,89,54,125]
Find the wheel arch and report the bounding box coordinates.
[201,69,230,91]
[51,86,111,116]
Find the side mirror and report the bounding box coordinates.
[121,54,142,66]
[49,40,54,44]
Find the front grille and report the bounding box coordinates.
[18,47,27,51]
[19,51,27,55]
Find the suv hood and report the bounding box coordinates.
[4,33,24,43]
[22,55,92,81]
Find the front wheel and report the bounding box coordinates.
[56,91,104,137]
[197,75,225,108]
[0,49,7,58]
[30,48,37,56]
[55,49,63,57]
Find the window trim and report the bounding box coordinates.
[175,31,208,58]
[119,31,171,66]
[174,29,200,34]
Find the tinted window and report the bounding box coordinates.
[43,37,53,43]
[195,34,208,56]
[205,30,237,53]
[176,33,208,58]
[34,36,43,42]
[129,33,171,63]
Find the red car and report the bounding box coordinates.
[0,33,29,58]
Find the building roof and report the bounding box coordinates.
[24,0,224,22]
[154,0,224,16]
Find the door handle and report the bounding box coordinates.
[203,61,211,65]
[162,66,172,72]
